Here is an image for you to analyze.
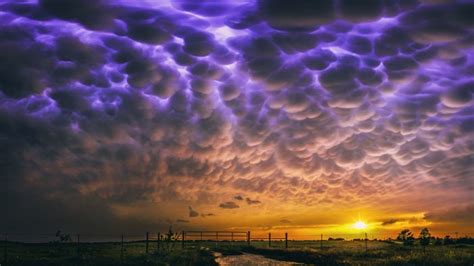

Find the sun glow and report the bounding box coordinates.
[353,220,367,230]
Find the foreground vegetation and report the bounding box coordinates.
[3,239,474,265]
[3,242,217,266]
[214,242,474,266]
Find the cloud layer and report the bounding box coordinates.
[0,0,473,233]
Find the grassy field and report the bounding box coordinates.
[2,240,474,265]
[215,242,474,266]
[3,241,217,266]
[211,240,474,266]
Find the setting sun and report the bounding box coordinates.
[353,221,367,230]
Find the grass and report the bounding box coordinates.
[198,240,474,266]
[2,241,217,266]
[2,240,474,265]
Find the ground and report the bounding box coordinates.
[2,240,474,265]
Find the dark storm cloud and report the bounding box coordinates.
[381,219,400,226]
[39,0,117,30]
[234,195,244,201]
[188,206,199,218]
[1,0,473,232]
[425,205,474,224]
[245,197,261,205]
[219,202,240,209]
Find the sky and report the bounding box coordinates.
[0,0,473,239]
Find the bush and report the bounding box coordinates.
[456,237,474,245]
[419,228,431,251]
[397,229,415,246]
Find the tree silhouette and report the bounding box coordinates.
[159,226,180,253]
[51,230,72,255]
[397,229,415,246]
[419,228,431,252]
[55,230,72,243]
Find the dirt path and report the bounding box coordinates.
[215,252,307,266]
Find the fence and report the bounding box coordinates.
[179,231,474,250]
[2,231,473,264]
[181,231,366,250]
[1,232,172,265]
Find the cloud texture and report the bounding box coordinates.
[0,0,473,233]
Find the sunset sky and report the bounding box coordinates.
[1,0,473,239]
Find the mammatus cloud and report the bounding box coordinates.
[219,202,240,209]
[0,0,473,233]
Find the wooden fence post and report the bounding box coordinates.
[320,234,323,251]
[3,234,7,264]
[247,231,250,246]
[182,231,185,249]
[365,232,368,253]
[157,233,160,251]
[120,234,124,265]
[145,232,149,254]
[268,233,271,247]
[285,232,288,249]
[77,234,80,256]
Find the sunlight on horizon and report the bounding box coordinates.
[353,221,368,230]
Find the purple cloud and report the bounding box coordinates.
[0,0,473,233]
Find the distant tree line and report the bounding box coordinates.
[396,228,474,248]
[327,237,345,241]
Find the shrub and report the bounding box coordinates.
[397,229,415,246]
